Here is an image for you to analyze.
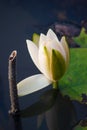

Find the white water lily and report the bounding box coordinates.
[17,29,69,96]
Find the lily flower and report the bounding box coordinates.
[17,29,69,96]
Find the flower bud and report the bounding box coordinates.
[26,29,69,82]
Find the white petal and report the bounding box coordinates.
[38,43,52,80]
[47,29,59,42]
[39,33,47,47]
[17,74,51,96]
[60,36,69,66]
[46,29,66,61]
[26,39,40,70]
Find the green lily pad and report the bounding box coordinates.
[74,125,87,130]
[59,48,87,102]
[73,28,87,48]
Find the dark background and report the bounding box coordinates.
[0,0,87,129]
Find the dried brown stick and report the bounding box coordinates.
[8,50,19,114]
[8,50,23,130]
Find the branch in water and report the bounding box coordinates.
[8,50,19,115]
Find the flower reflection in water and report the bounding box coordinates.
[20,89,86,130]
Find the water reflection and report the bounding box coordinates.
[0,77,9,130]
[20,89,58,117]
[44,92,76,130]
[20,89,79,130]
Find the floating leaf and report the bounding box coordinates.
[73,28,87,48]
[59,48,87,102]
[74,125,87,130]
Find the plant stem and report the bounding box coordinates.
[53,81,59,89]
[8,50,19,114]
[8,50,22,130]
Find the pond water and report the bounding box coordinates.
[0,0,87,130]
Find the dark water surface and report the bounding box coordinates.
[0,0,87,130]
